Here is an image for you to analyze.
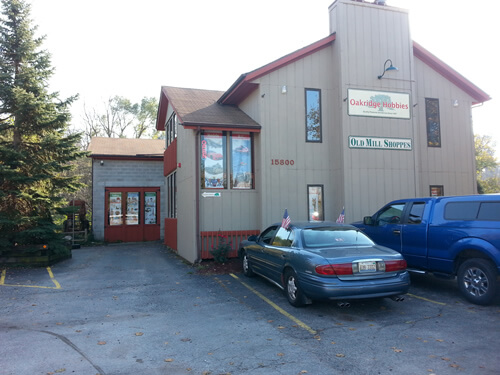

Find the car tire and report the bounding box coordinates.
[241,251,255,277]
[457,258,498,305]
[284,269,307,307]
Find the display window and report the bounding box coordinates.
[126,192,140,225]
[201,132,226,189]
[145,192,157,224]
[231,133,253,189]
[109,192,123,226]
[308,185,324,221]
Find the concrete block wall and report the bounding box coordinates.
[92,159,165,241]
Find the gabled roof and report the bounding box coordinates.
[413,41,490,105]
[88,137,164,159]
[156,86,261,132]
[218,33,337,105]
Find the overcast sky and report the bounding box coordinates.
[29,0,499,155]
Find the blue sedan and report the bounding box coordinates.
[238,222,410,307]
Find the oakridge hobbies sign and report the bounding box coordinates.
[349,136,412,151]
[347,89,411,119]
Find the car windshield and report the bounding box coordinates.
[302,227,373,248]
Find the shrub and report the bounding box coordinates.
[210,233,232,263]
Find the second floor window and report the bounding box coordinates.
[166,113,177,147]
[425,98,441,147]
[305,89,322,142]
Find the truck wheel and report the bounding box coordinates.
[457,259,498,305]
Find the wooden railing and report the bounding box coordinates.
[200,230,260,259]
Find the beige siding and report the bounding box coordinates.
[414,59,477,196]
[175,109,198,263]
[253,45,342,226]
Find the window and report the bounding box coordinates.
[126,192,140,225]
[305,89,322,142]
[201,131,254,190]
[260,226,279,244]
[167,172,177,218]
[302,227,373,248]
[201,132,226,189]
[425,98,441,147]
[109,192,123,226]
[166,113,177,147]
[272,227,295,247]
[308,185,324,221]
[445,201,500,221]
[408,202,425,224]
[144,192,157,224]
[376,204,405,225]
[430,185,444,197]
[478,202,500,221]
[231,133,253,189]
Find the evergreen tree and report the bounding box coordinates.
[0,0,85,252]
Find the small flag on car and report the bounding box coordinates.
[336,207,345,223]
[282,209,291,229]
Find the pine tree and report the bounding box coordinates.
[0,0,85,253]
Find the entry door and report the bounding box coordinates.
[105,187,161,242]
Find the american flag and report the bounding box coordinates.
[281,209,291,229]
[336,207,345,223]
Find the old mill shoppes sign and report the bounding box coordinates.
[347,89,412,150]
[347,89,411,119]
[349,136,412,151]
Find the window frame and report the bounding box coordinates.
[305,88,322,143]
[200,131,254,190]
[430,185,444,197]
[307,185,324,221]
[425,98,441,147]
[167,172,177,218]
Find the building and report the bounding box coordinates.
[88,137,165,242]
[92,0,490,263]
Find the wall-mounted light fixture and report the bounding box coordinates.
[100,160,104,166]
[281,85,287,94]
[377,59,398,79]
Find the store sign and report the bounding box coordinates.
[349,136,412,151]
[347,89,411,119]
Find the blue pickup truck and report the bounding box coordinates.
[352,195,500,305]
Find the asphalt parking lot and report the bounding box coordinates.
[1,242,499,375]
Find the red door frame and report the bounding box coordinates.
[104,187,161,242]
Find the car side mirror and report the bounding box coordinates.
[363,216,374,225]
[247,235,258,242]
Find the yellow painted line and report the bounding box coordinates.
[407,293,446,305]
[230,273,317,335]
[46,267,61,289]
[0,267,61,289]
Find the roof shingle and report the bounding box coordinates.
[88,137,164,158]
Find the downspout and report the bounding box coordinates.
[195,127,201,263]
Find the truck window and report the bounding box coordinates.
[408,202,425,224]
[376,204,405,226]
[444,202,480,220]
[477,202,500,221]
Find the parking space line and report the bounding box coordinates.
[0,267,61,289]
[230,273,317,335]
[407,293,446,305]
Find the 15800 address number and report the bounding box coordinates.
[271,159,294,166]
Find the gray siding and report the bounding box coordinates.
[92,159,165,241]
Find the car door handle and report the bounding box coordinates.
[393,229,401,235]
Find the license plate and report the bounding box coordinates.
[359,261,377,272]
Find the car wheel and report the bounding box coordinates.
[241,251,255,277]
[457,259,498,305]
[284,269,307,307]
